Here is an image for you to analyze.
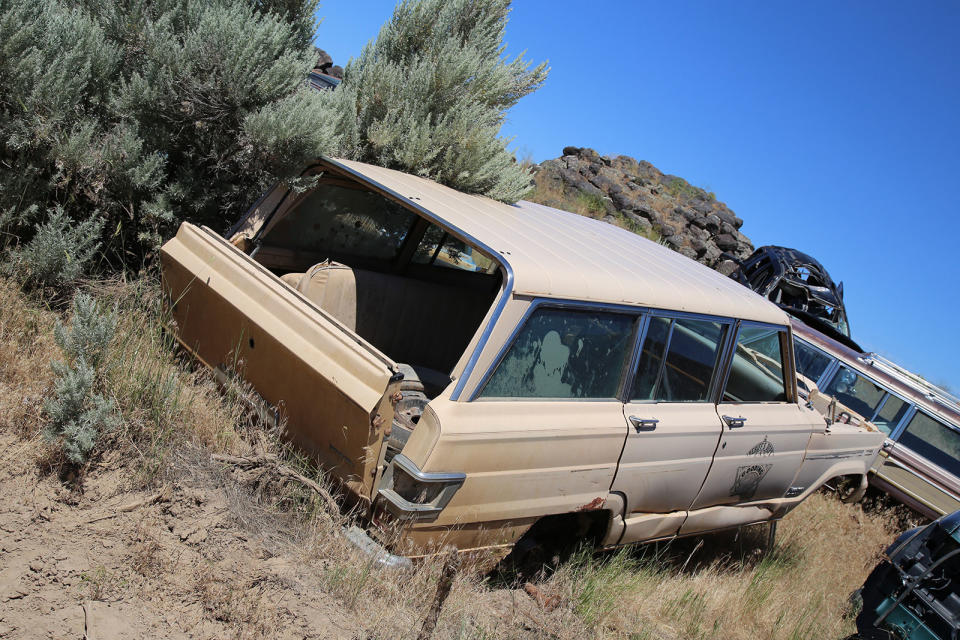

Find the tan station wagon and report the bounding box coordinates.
[160,158,886,561]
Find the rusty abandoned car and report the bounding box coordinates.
[159,158,886,562]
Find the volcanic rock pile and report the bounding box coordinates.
[530,147,754,272]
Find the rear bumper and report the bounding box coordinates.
[343,525,412,569]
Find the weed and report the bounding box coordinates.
[43,292,118,464]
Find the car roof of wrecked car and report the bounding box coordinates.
[327,157,788,326]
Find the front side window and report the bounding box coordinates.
[823,366,886,419]
[480,308,635,399]
[794,338,833,383]
[631,316,726,402]
[897,412,960,473]
[723,325,788,402]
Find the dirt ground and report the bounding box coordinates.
[0,430,371,639]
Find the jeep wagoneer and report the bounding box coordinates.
[160,158,885,558]
[793,319,960,519]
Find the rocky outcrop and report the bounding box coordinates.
[313,47,343,79]
[528,147,753,272]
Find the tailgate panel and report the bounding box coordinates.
[160,223,396,498]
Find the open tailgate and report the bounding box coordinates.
[160,222,398,500]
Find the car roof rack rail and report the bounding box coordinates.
[858,352,960,414]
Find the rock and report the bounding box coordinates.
[314,47,333,70]
[528,147,754,272]
[714,233,739,252]
[327,65,344,79]
[715,259,740,277]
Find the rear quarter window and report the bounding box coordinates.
[480,307,635,399]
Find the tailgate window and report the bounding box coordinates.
[264,182,417,261]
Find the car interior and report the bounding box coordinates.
[245,176,503,398]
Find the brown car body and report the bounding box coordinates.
[160,158,885,558]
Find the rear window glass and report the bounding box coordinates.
[631,317,726,402]
[794,338,833,383]
[898,412,960,473]
[264,182,417,261]
[723,326,788,402]
[823,366,886,419]
[480,308,635,399]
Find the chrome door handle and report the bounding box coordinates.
[629,416,659,432]
[723,415,746,428]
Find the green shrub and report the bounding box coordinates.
[0,0,335,265]
[43,292,118,464]
[12,208,103,289]
[333,0,548,203]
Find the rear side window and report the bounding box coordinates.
[794,338,833,383]
[823,366,886,419]
[723,325,788,402]
[872,395,910,435]
[898,412,960,473]
[631,316,726,402]
[480,308,635,399]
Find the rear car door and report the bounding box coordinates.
[690,323,811,510]
[161,223,399,500]
[613,314,731,542]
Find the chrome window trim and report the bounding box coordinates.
[319,158,516,402]
[889,405,919,441]
[619,314,651,401]
[469,298,643,402]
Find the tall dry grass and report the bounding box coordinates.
[0,274,907,639]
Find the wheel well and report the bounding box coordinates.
[520,509,611,551]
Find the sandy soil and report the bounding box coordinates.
[0,430,365,640]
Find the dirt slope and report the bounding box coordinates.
[0,434,362,640]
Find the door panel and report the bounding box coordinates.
[690,403,812,509]
[160,223,397,499]
[612,404,723,540]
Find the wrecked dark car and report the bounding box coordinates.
[727,246,860,351]
[857,510,960,640]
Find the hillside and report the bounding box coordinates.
[527,147,754,274]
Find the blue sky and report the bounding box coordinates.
[315,1,959,391]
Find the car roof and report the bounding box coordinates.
[328,158,787,326]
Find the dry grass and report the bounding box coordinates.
[0,274,908,639]
[525,172,662,242]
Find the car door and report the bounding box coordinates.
[688,323,811,512]
[612,314,731,543]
